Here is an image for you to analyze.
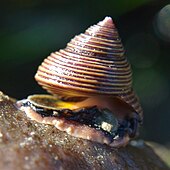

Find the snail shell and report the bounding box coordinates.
[35,16,142,118]
[17,17,143,147]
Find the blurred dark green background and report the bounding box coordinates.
[1,0,170,146]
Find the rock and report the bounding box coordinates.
[0,91,169,170]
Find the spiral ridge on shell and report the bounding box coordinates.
[35,17,143,117]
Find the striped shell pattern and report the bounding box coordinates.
[35,17,143,118]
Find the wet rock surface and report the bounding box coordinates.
[0,92,169,170]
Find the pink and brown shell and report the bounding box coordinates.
[35,16,142,118]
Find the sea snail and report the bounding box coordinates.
[17,16,143,147]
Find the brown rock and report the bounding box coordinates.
[0,91,169,170]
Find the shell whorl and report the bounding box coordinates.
[35,17,132,98]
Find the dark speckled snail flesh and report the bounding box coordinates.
[17,17,143,147]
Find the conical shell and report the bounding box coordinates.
[35,17,143,117]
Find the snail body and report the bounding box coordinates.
[17,17,143,147]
